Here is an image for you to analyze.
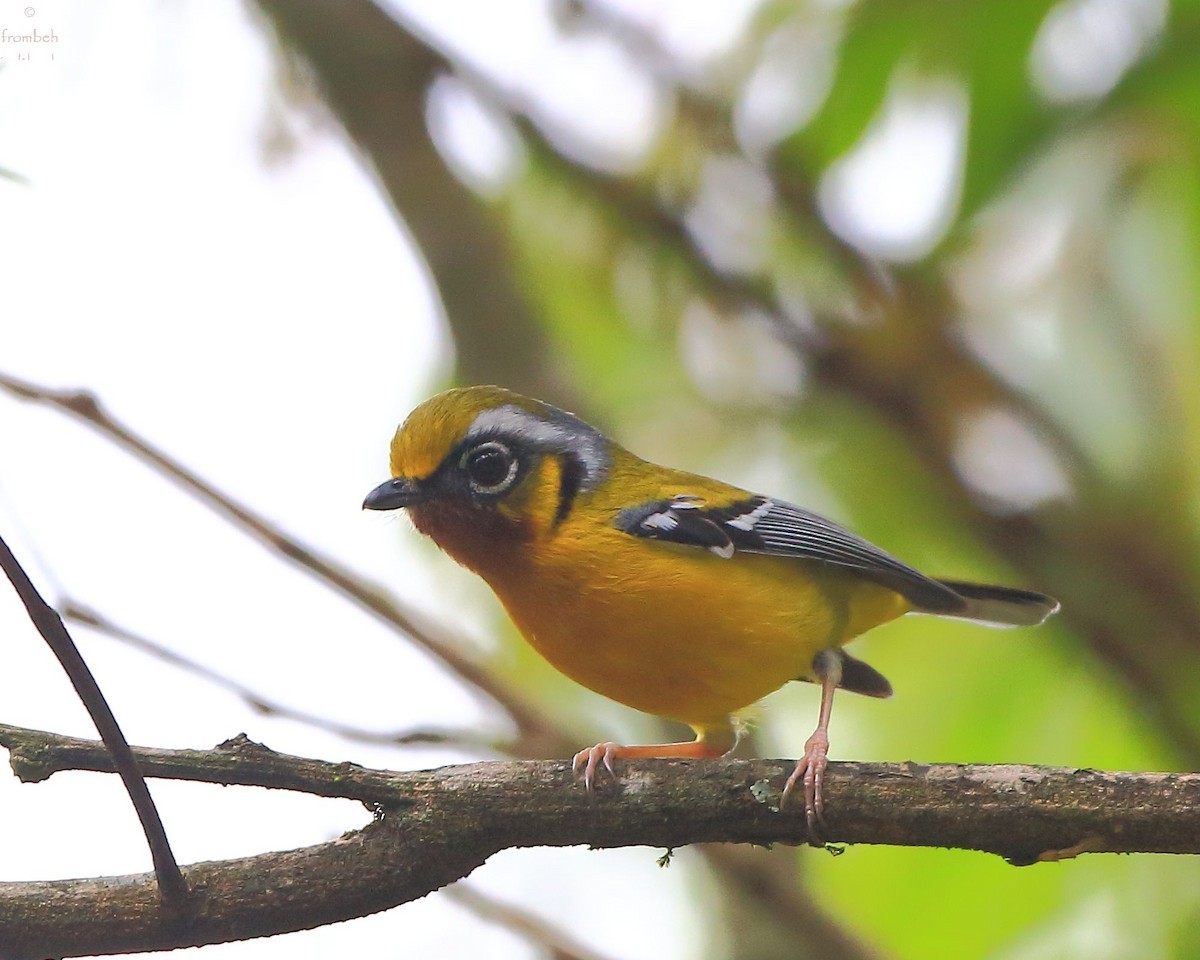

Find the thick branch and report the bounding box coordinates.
[1,724,1196,956]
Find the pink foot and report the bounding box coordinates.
[572,741,621,791]
[782,729,829,843]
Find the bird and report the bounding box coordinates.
[363,385,1059,837]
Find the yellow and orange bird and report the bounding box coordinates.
[364,386,1059,834]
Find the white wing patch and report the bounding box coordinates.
[641,511,679,531]
[726,498,775,532]
[627,495,737,558]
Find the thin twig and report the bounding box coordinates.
[61,599,510,754]
[0,539,188,904]
[0,371,566,758]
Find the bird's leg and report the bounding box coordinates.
[573,721,736,791]
[783,648,842,844]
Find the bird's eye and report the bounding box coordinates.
[463,441,518,494]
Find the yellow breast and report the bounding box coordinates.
[499,533,834,726]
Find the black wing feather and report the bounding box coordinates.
[615,494,965,613]
[614,498,735,557]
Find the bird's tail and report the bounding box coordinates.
[931,580,1060,627]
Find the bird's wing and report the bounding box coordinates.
[614,494,965,612]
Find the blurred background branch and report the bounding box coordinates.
[61,600,511,754]
[250,0,571,406]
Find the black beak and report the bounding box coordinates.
[362,477,429,511]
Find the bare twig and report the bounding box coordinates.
[62,600,510,755]
[1,722,1197,957]
[0,539,187,904]
[0,371,566,758]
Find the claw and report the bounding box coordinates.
[782,729,829,844]
[572,741,620,791]
[570,729,737,794]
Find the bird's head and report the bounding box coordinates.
[364,386,613,561]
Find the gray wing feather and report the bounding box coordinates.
[616,495,966,612]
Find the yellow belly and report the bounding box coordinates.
[485,525,908,728]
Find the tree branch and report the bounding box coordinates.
[0,538,187,905]
[0,723,1196,956]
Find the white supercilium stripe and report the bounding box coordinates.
[466,404,610,490]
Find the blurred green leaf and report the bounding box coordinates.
[780,1,1056,211]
